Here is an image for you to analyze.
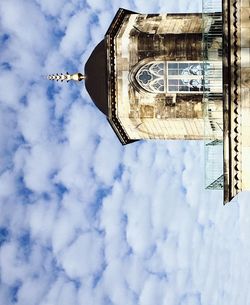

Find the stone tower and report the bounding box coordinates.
[84,7,227,201]
[50,1,250,204]
[85,9,223,145]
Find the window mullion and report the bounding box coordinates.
[168,75,203,80]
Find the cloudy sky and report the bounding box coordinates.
[1,0,250,305]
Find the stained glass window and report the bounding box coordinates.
[167,62,211,92]
[136,62,165,93]
[136,61,213,94]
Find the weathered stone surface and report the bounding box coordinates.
[241,67,250,86]
[109,12,223,141]
[241,7,250,27]
[241,27,250,47]
[241,0,250,7]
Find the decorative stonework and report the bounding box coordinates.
[106,9,136,145]
[222,0,250,203]
[232,0,242,194]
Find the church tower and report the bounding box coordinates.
[84,9,223,145]
[49,1,250,204]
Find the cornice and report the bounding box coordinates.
[223,0,242,203]
[106,8,138,145]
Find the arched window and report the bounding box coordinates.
[136,61,218,94]
[136,62,165,93]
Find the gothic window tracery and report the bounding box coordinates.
[136,61,212,94]
[167,62,211,92]
[136,62,165,93]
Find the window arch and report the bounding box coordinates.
[136,62,165,93]
[136,61,216,94]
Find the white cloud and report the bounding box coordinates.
[134,0,161,13]
[0,71,26,109]
[17,276,50,305]
[36,0,66,17]
[21,144,56,193]
[86,0,111,11]
[28,198,58,244]
[92,137,122,186]
[53,280,78,305]
[40,278,77,305]
[139,276,166,305]
[124,195,154,257]
[58,232,103,279]
[0,242,23,285]
[123,255,148,295]
[60,10,92,58]
[0,170,16,200]
[158,0,202,13]
[0,0,50,52]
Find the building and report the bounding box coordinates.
[48,0,250,204]
[85,8,223,145]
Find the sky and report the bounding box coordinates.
[1,0,250,305]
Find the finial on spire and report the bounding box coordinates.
[47,72,86,82]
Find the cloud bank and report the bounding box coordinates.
[0,0,250,305]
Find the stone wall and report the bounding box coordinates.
[135,14,211,34]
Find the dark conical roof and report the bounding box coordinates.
[84,40,108,116]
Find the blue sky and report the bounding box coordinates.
[1,0,250,305]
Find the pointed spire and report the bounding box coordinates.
[47,72,86,83]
